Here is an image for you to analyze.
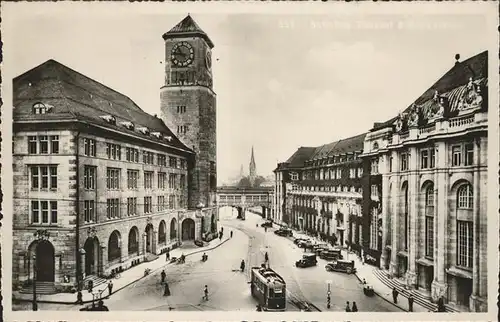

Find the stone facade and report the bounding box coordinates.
[12,15,219,293]
[360,51,488,312]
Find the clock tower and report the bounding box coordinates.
[160,15,217,210]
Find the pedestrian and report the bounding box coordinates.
[163,281,171,296]
[352,301,358,312]
[392,287,399,304]
[166,250,170,261]
[264,252,269,263]
[97,300,109,311]
[265,227,268,232]
[408,293,414,312]
[362,278,367,285]
[231,231,233,238]
[437,296,445,312]
[88,280,93,293]
[107,280,113,296]
[161,270,166,284]
[345,301,351,312]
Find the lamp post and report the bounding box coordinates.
[326,280,332,309]
[32,255,37,311]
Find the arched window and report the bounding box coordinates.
[170,218,177,240]
[128,227,139,255]
[373,142,379,150]
[425,184,434,207]
[457,184,473,209]
[108,230,121,262]
[158,221,166,244]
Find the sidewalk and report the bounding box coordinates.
[286,229,428,312]
[13,237,231,305]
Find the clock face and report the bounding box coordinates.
[171,42,194,67]
[205,50,212,70]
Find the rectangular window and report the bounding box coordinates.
[84,166,96,190]
[31,201,39,223]
[158,172,167,189]
[371,184,378,198]
[169,195,174,209]
[464,143,474,166]
[126,147,140,162]
[127,170,139,189]
[28,136,38,154]
[84,200,95,223]
[349,168,355,178]
[144,196,152,214]
[157,196,166,211]
[127,197,137,216]
[336,168,342,178]
[31,165,57,190]
[144,171,154,189]
[425,216,434,258]
[106,168,120,190]
[421,149,429,169]
[168,173,177,189]
[430,148,435,168]
[31,200,58,225]
[83,138,96,157]
[107,198,120,219]
[457,221,473,268]
[371,158,379,174]
[358,167,363,177]
[143,151,154,164]
[50,135,59,154]
[106,143,121,160]
[290,172,299,181]
[180,159,186,169]
[169,157,178,168]
[400,153,408,171]
[157,154,167,166]
[452,145,462,167]
[39,136,49,154]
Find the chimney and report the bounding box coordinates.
[455,53,460,65]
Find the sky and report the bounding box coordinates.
[3,2,494,183]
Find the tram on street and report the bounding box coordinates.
[250,266,287,311]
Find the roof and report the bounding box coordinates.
[310,133,366,160]
[162,15,214,48]
[372,50,488,131]
[13,59,192,153]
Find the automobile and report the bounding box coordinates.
[312,243,329,253]
[274,229,293,237]
[293,238,306,245]
[319,249,343,261]
[325,260,356,274]
[297,240,313,249]
[261,221,273,228]
[295,253,317,268]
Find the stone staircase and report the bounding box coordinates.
[20,281,56,295]
[372,269,461,312]
[83,275,108,290]
[144,253,159,262]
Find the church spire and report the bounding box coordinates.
[249,146,256,186]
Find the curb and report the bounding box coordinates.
[353,271,408,312]
[13,238,231,306]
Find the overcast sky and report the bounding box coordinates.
[3,3,494,182]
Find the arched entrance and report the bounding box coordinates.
[181,218,196,241]
[158,221,166,245]
[84,237,100,276]
[128,227,139,256]
[35,240,55,282]
[170,218,178,241]
[145,224,154,253]
[108,230,121,263]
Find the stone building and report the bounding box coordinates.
[12,15,218,294]
[360,51,488,312]
[274,134,366,247]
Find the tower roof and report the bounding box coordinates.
[162,15,214,48]
[250,146,256,165]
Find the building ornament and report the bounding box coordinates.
[87,227,97,239]
[34,229,50,241]
[394,112,406,133]
[457,77,483,113]
[407,103,420,128]
[426,90,446,122]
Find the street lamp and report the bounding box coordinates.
[326,280,332,309]
[32,255,37,311]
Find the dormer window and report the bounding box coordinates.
[163,135,173,142]
[373,142,379,150]
[151,132,162,139]
[33,103,52,114]
[120,121,135,130]
[137,127,150,135]
[100,115,116,125]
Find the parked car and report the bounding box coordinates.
[319,249,343,261]
[274,229,293,237]
[325,260,356,274]
[293,238,306,245]
[194,240,204,247]
[261,221,273,228]
[295,253,317,268]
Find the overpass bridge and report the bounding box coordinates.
[216,186,274,220]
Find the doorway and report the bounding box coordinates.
[36,241,55,282]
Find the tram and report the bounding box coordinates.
[250,266,286,311]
